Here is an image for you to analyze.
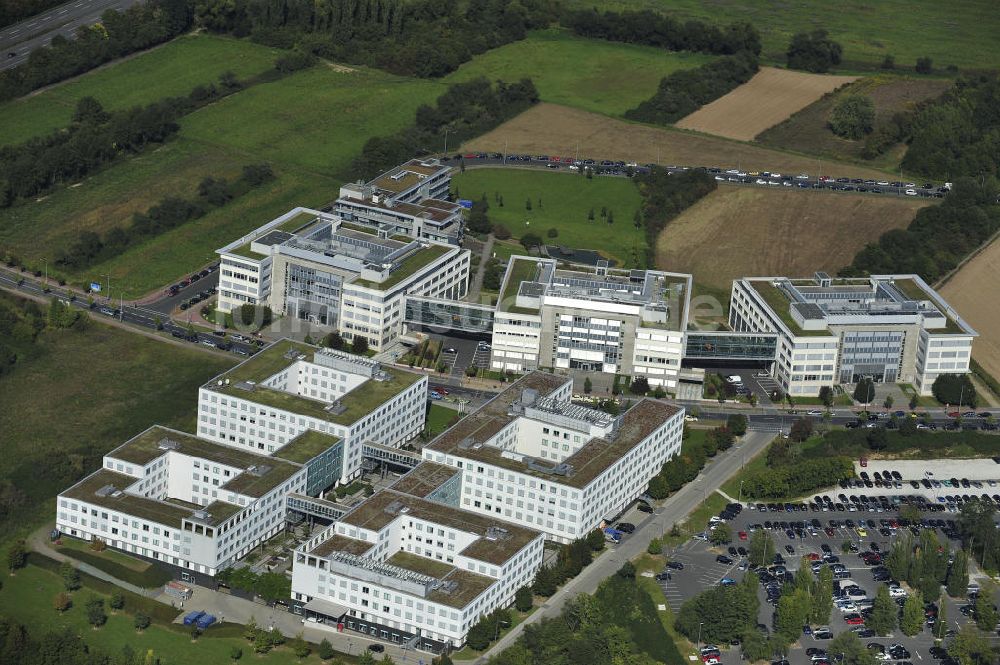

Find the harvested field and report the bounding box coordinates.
[940,237,1000,382]
[675,67,857,141]
[464,103,897,180]
[757,76,953,168]
[654,187,931,292]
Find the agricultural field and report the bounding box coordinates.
[653,186,931,291]
[445,28,714,117]
[757,75,953,167]
[564,0,1000,71]
[453,167,645,267]
[0,34,283,147]
[940,238,1000,383]
[464,103,900,180]
[674,67,858,140]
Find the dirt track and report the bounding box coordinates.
[674,67,857,141]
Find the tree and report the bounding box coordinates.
[291,632,311,658]
[726,413,748,436]
[948,549,970,597]
[617,561,636,579]
[709,523,732,546]
[85,597,107,627]
[587,207,595,221]
[230,646,243,663]
[317,638,335,660]
[881,54,896,70]
[73,96,108,124]
[351,336,369,355]
[586,528,606,551]
[854,378,876,404]
[775,587,811,644]
[630,377,649,394]
[60,561,80,591]
[607,209,614,225]
[866,426,888,451]
[647,538,663,555]
[869,585,896,636]
[53,592,72,612]
[884,395,894,410]
[749,530,775,566]
[935,600,948,639]
[515,585,533,612]
[789,417,814,442]
[7,539,26,572]
[829,94,876,139]
[819,386,834,408]
[525,197,532,211]
[830,631,876,665]
[583,377,592,394]
[786,29,843,72]
[811,566,834,625]
[546,227,558,238]
[520,232,543,250]
[323,332,345,350]
[915,57,933,74]
[109,591,125,611]
[932,374,977,407]
[949,624,992,665]
[492,223,511,240]
[974,583,998,631]
[134,612,151,631]
[909,393,919,410]
[901,590,924,636]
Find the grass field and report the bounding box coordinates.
[445,28,714,117]
[0,312,234,501]
[675,67,858,140]
[564,0,1000,71]
[757,75,953,168]
[426,403,461,437]
[0,565,336,665]
[463,103,905,181]
[453,167,645,267]
[0,34,283,147]
[654,186,931,291]
[939,236,1000,384]
[181,65,444,177]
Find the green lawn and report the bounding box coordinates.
[180,65,445,178]
[453,168,645,267]
[0,565,338,665]
[445,28,714,117]
[0,34,283,147]
[426,403,461,437]
[564,0,1000,71]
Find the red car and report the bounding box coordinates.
[463,153,478,159]
[845,615,865,625]
[806,552,821,561]
[738,531,748,541]
[947,411,959,418]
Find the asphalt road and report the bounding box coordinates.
[468,429,777,663]
[0,0,142,71]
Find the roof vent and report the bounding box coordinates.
[157,438,181,451]
[384,500,409,515]
[191,509,210,520]
[95,485,117,498]
[325,402,347,416]
[435,580,459,594]
[246,464,271,477]
[485,526,510,541]
[521,388,538,407]
[234,381,256,392]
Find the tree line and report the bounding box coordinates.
[624,51,759,125]
[0,0,193,102]
[562,8,761,56]
[840,176,1000,283]
[646,423,739,500]
[195,0,557,78]
[56,162,274,270]
[633,168,718,266]
[349,77,539,180]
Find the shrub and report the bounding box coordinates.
[932,374,977,407]
[134,612,151,631]
[828,94,876,139]
[915,57,933,74]
[786,29,843,72]
[520,232,543,250]
[492,224,511,240]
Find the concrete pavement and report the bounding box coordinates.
[460,429,776,664]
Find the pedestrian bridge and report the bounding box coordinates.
[404,295,494,334]
[684,331,778,362]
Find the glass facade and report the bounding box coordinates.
[837,330,904,383]
[286,265,343,326]
[684,332,778,360]
[404,297,494,333]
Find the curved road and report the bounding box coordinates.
[0,0,142,71]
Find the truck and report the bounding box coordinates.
[603,527,622,543]
[182,610,206,626]
[164,581,192,601]
[195,613,217,630]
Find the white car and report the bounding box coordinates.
[755,178,768,185]
[796,173,810,179]
[807,409,823,416]
[684,415,699,422]
[888,586,907,598]
[905,189,917,196]
[725,375,742,383]
[836,601,858,612]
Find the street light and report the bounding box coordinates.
[696,621,704,655]
[738,480,745,506]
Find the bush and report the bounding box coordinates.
[932,374,977,407]
[546,227,559,238]
[85,597,107,627]
[53,592,72,612]
[786,29,843,72]
[55,546,172,588]
[520,232,543,250]
[492,224,511,240]
[829,94,876,139]
[726,414,748,436]
[515,585,534,612]
[134,612,151,631]
[742,457,853,499]
[915,57,933,74]
[630,377,650,394]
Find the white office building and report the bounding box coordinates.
[57,426,308,579]
[196,340,427,483]
[729,273,976,396]
[422,372,685,543]
[490,257,691,390]
[215,206,470,351]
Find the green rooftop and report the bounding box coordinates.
[353,243,452,290]
[386,551,455,579]
[62,470,195,527]
[221,462,302,498]
[498,258,541,315]
[749,281,832,337]
[226,241,267,260]
[276,210,321,233]
[210,340,424,426]
[275,430,342,464]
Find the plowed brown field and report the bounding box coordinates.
[674,67,858,140]
[940,237,1000,381]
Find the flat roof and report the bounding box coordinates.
[338,489,540,566]
[276,210,323,234]
[275,430,342,464]
[310,534,375,557]
[747,280,832,337]
[227,242,267,260]
[498,257,541,315]
[62,469,195,527]
[369,159,448,195]
[389,462,459,499]
[221,462,301,498]
[206,340,425,426]
[383,552,496,609]
[353,243,453,290]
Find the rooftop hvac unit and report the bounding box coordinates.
[157,438,181,451]
[95,485,118,498]
[485,526,510,541]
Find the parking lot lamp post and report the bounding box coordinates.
[696,622,703,655]
[738,480,745,506]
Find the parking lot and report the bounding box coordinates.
[654,484,1000,665]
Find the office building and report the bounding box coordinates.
[490,256,691,389]
[729,273,976,396]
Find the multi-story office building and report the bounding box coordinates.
[490,256,691,389]
[57,426,309,579]
[197,340,427,483]
[292,463,544,651]
[336,159,463,246]
[216,207,470,350]
[729,273,976,396]
[423,372,685,543]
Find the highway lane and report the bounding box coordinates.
[0,0,142,72]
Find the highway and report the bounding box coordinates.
[0,0,142,71]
